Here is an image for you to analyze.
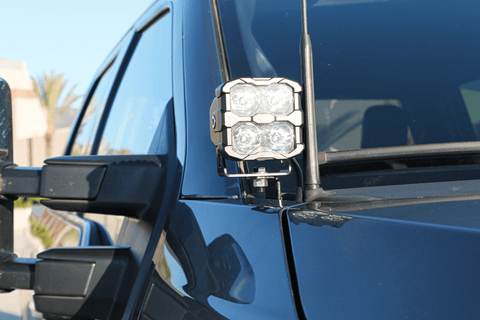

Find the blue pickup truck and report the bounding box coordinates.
[1,0,480,319]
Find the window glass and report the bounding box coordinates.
[461,80,480,140]
[316,99,412,152]
[97,12,172,155]
[83,213,124,244]
[219,0,480,151]
[70,60,118,155]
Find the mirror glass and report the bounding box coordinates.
[0,78,12,162]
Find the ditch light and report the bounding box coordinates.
[210,77,304,178]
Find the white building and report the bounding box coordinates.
[0,57,74,166]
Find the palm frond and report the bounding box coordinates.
[32,70,80,157]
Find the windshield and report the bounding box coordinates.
[218,0,480,153]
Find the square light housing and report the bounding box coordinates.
[210,78,304,161]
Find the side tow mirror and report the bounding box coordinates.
[0,77,14,255]
[0,77,168,319]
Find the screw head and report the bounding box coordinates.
[211,115,216,129]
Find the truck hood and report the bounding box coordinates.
[285,180,480,320]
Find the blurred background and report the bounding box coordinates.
[0,1,152,318]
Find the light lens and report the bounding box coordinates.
[264,122,295,153]
[230,85,259,116]
[232,122,295,156]
[232,123,262,154]
[264,84,294,115]
[230,83,294,116]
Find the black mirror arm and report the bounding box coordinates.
[1,165,42,198]
[0,252,36,293]
[0,155,166,217]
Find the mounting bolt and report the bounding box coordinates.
[211,115,216,129]
[253,167,268,192]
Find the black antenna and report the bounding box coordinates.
[300,0,330,202]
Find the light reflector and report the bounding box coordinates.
[230,85,259,117]
[232,123,262,154]
[265,84,294,115]
[264,122,295,153]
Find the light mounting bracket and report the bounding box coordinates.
[216,153,291,178]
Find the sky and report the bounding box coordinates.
[1,0,154,109]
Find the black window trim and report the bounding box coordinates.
[65,57,117,155]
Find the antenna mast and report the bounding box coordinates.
[300,0,325,202]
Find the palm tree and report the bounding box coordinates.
[32,71,80,157]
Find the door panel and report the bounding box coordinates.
[142,200,298,319]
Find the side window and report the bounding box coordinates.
[97,11,172,155]
[70,59,118,155]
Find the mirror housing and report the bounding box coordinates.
[0,78,14,255]
[34,246,132,319]
[0,77,13,163]
[0,246,133,319]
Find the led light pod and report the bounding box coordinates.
[210,77,304,161]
